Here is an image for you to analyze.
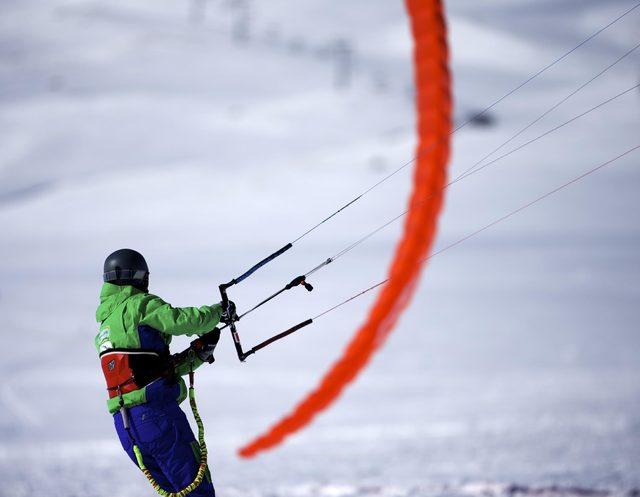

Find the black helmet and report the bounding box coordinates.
[103,249,149,290]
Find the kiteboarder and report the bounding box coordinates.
[95,249,234,496]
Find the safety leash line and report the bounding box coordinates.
[132,368,209,497]
[237,274,313,321]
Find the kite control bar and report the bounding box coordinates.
[218,266,315,362]
[219,281,246,361]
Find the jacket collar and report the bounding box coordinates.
[96,283,144,322]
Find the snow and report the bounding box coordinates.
[0,0,639,496]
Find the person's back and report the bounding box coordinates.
[95,249,230,496]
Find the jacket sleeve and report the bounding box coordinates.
[138,294,223,337]
[173,354,205,377]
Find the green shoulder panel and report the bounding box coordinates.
[136,293,223,337]
[95,283,143,352]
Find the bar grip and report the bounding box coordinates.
[246,318,314,357]
[233,243,293,285]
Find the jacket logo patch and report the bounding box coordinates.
[97,327,113,353]
[108,359,116,371]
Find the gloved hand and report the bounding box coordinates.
[196,342,217,363]
[219,300,238,325]
[192,328,220,363]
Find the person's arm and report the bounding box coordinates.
[138,294,223,337]
[174,354,205,376]
[172,329,221,376]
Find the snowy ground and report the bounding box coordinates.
[0,0,639,496]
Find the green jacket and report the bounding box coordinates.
[95,283,222,414]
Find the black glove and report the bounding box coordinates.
[200,327,221,345]
[196,342,216,363]
[219,300,238,325]
[192,328,220,363]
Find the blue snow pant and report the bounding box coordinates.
[114,399,215,496]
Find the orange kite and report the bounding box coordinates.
[239,0,452,458]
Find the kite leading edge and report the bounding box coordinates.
[237,0,453,458]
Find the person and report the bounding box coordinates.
[95,249,235,496]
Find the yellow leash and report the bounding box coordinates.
[132,369,209,497]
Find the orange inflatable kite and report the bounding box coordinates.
[238,0,452,458]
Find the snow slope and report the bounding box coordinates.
[0,0,638,496]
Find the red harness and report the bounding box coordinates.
[100,349,167,399]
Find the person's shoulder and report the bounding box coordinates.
[130,291,167,313]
